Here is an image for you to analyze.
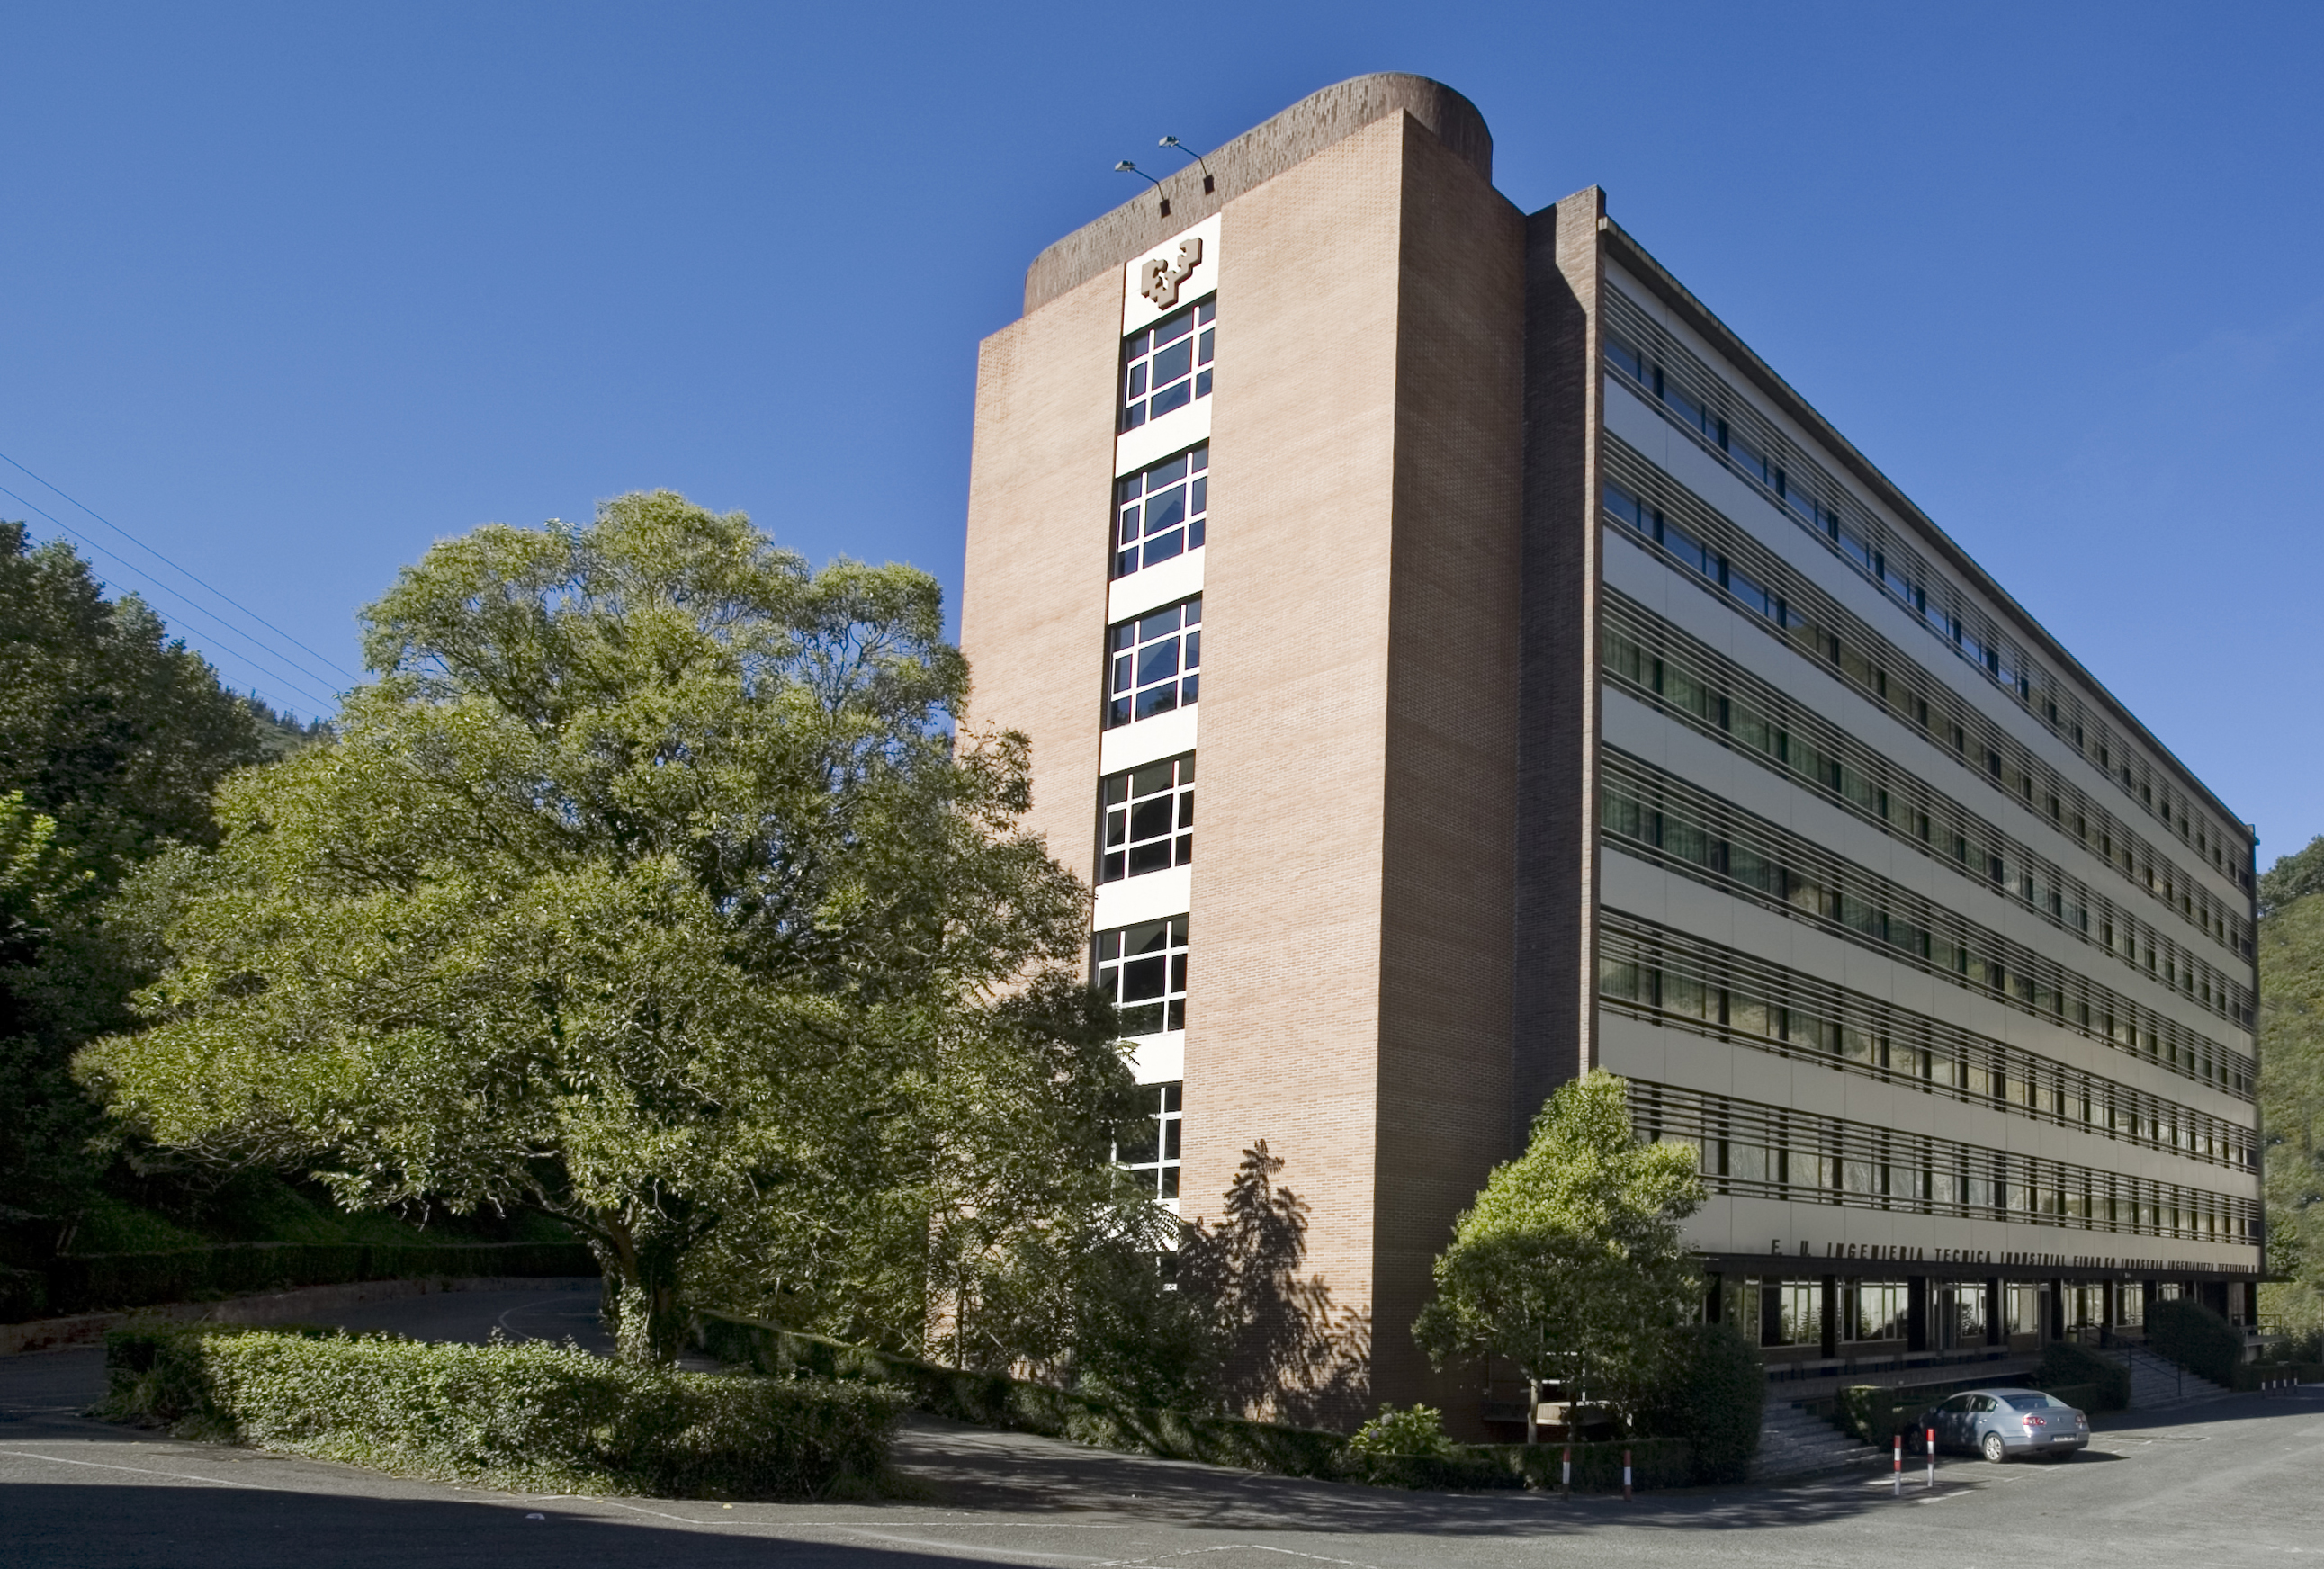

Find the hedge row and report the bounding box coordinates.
[2234,1361,2324,1391]
[2039,1381,2111,1413]
[2147,1298,2244,1388]
[695,1312,1693,1492]
[103,1322,903,1498]
[9,1241,597,1322]
[2036,1342,2130,1411]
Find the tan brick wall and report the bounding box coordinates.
[1191,112,1524,1427]
[1188,115,1406,1422]
[957,269,1121,886]
[1371,123,1526,1424]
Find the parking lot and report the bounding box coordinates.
[4,1285,2319,1568]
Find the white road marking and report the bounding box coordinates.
[0,1446,275,1490]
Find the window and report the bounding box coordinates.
[1943,1282,1988,1345]
[1772,1282,1822,1347]
[1106,597,1201,728]
[1847,1281,1908,1341]
[1094,916,1188,1036]
[1115,1080,1182,1199]
[1119,298,1216,431]
[1114,445,1208,578]
[1099,753,1194,883]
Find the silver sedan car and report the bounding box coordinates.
[1918,1387,2090,1463]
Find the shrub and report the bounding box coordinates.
[1643,1321,1763,1483]
[1347,1403,1455,1458]
[2038,1382,2108,1414]
[2233,1361,2324,1391]
[2036,1341,2129,1411]
[102,1323,903,1498]
[1836,1385,1916,1444]
[2147,1297,2242,1387]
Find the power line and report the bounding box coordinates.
[0,448,363,682]
[0,481,341,713]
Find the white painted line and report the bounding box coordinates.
[0,1447,275,1490]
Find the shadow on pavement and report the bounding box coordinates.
[890,1410,1983,1537]
[2093,1385,2324,1437]
[0,1484,968,1569]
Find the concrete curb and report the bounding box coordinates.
[0,1275,600,1357]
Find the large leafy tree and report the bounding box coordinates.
[78,491,1117,1361]
[1413,1071,1704,1438]
[0,523,275,1255]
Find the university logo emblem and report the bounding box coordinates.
[1139,238,1203,309]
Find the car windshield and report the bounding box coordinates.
[2002,1394,2061,1411]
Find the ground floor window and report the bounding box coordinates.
[1935,1281,1987,1349]
[1845,1280,1908,1341]
[2006,1283,2044,1336]
[2115,1282,2145,1326]
[1768,1282,1822,1347]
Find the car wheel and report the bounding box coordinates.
[1982,1432,2008,1465]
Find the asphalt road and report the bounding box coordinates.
[4,1285,2320,1568]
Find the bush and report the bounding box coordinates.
[1347,1403,1455,1459]
[2147,1297,2243,1387]
[2038,1382,2108,1413]
[2257,1328,2324,1366]
[102,1322,903,1498]
[2036,1341,2129,1411]
[1836,1385,1915,1444]
[2233,1361,2324,1391]
[1645,1321,1763,1484]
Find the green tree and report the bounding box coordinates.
[2260,833,2324,919]
[0,523,266,883]
[1413,1071,1705,1439]
[0,523,273,1256]
[78,491,1118,1363]
[2260,875,2324,1329]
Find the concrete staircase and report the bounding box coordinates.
[1749,1399,1886,1481]
[2104,1345,2233,1409]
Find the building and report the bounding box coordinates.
[957,74,2262,1428]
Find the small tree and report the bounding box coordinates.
[1413,1071,1704,1440]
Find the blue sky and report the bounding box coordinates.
[4,3,2320,861]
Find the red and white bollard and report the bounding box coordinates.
[1892,1434,1902,1495]
[1926,1427,1936,1489]
[1561,1444,1572,1495]
[1622,1448,1633,1502]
